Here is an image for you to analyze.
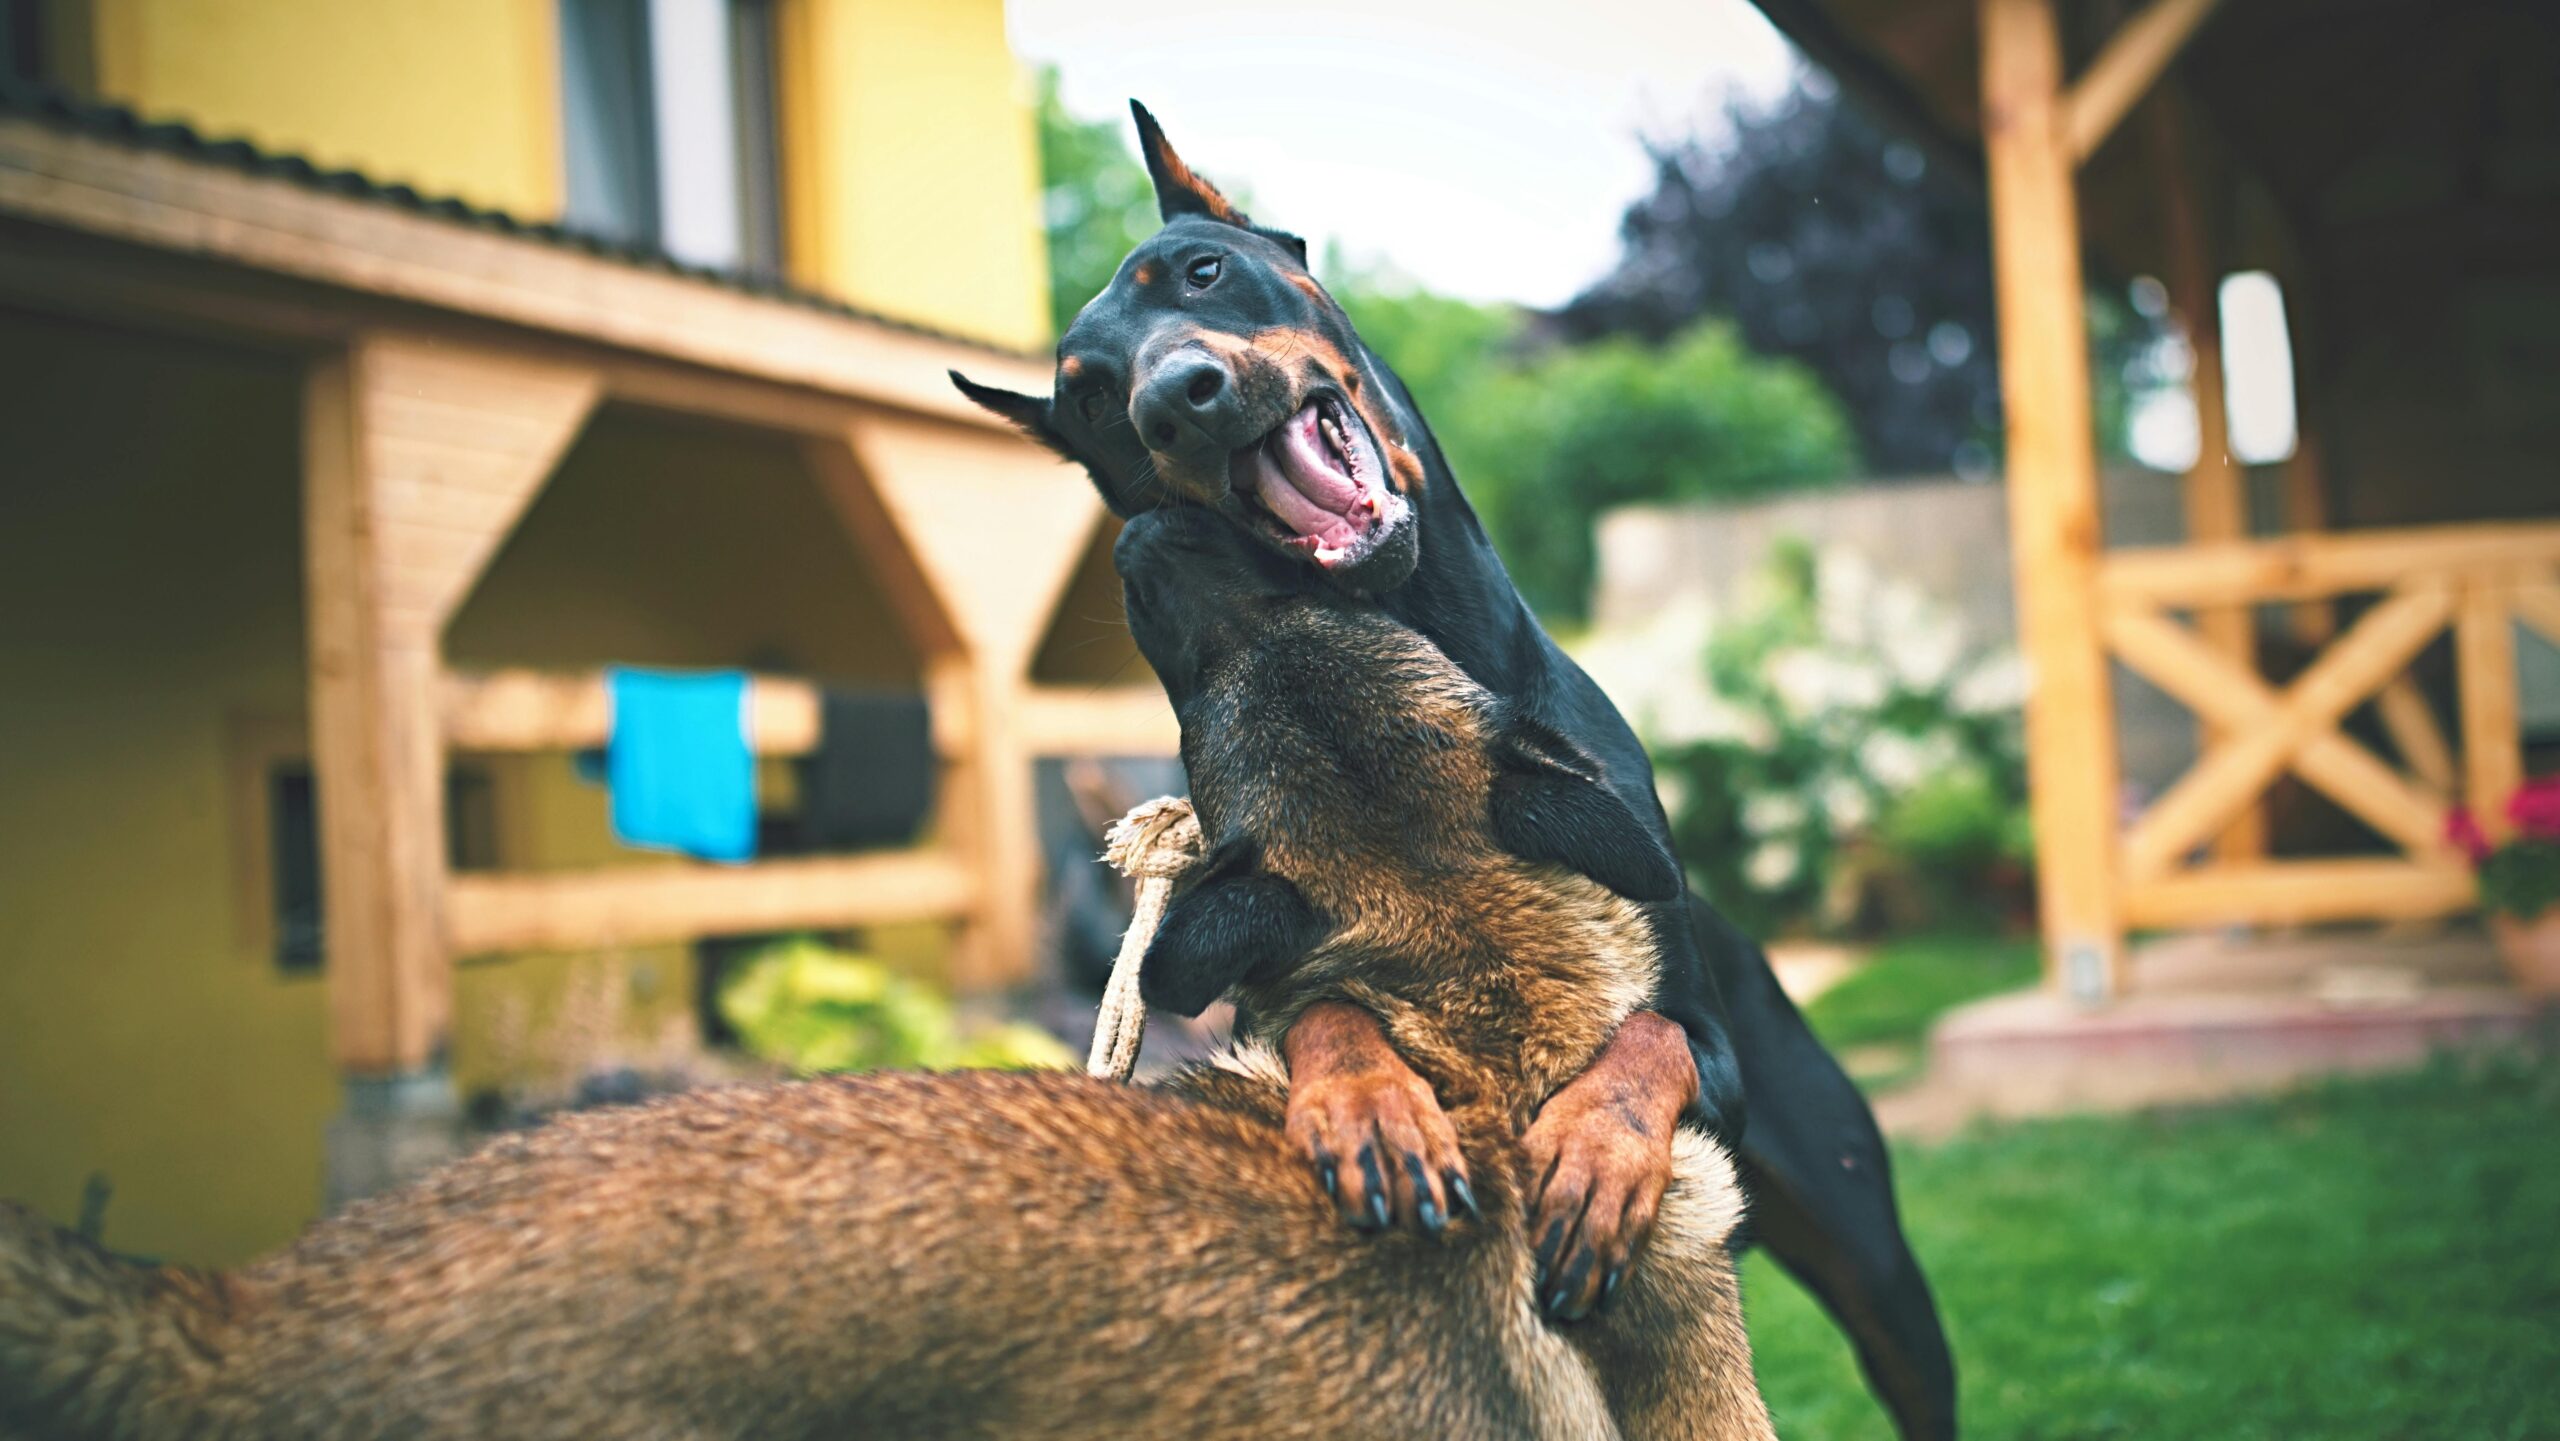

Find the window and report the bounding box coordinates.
[559,0,785,274]
[559,0,662,248]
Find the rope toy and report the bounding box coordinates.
[1087,796,1205,1082]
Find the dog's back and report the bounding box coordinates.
[2,1070,1646,1441]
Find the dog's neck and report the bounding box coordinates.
[1370,431,1559,704]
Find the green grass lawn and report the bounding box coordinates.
[1741,1053,2560,1439]
[1798,934,2042,1090]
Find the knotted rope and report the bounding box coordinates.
[1080,798,1198,1085]
[1086,796,1206,1082]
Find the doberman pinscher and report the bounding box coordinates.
[955,104,1957,1440]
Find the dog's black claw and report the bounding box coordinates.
[1549,1250,1598,1321]
[1318,1160,1338,1198]
[1601,1265,1624,1306]
[1533,1218,1566,1283]
[1448,1172,1479,1221]
[1356,1145,1389,1229]
[1404,1154,1443,1234]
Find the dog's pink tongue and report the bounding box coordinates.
[1254,404,1363,546]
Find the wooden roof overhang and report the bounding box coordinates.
[1748,0,2560,525]
[0,100,1159,1075]
[0,106,1053,427]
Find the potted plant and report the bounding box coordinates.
[2448,776,2560,995]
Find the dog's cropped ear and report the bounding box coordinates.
[1130,100,1252,228]
[1488,717,1683,903]
[1140,835,1327,1017]
[948,370,1073,460]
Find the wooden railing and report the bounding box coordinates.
[434,669,1175,959]
[2091,522,2560,936]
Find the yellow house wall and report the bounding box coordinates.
[0,318,330,1267]
[74,0,1050,346]
[84,0,563,219]
[779,0,1052,349]
[0,315,950,1264]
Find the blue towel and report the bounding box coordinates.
[606,667,757,863]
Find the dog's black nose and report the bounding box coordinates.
[1133,351,1240,455]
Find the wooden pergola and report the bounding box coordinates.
[1752,0,2560,999]
[0,107,1174,1090]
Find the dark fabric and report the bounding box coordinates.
[801,687,934,851]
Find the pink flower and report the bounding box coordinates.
[2446,807,2492,864]
[2507,777,2560,840]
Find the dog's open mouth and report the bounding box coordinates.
[1229,395,1409,571]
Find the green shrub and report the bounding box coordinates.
[1578,543,2030,937]
[717,937,1072,1075]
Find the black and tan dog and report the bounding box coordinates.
[0,506,1771,1441]
[956,103,1956,1439]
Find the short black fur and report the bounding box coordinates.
[953,103,1958,1441]
[1141,837,1329,1018]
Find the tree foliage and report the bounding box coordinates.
[1561,76,2003,479]
[1034,68,1157,339]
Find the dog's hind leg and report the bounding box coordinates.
[1698,902,1957,1441]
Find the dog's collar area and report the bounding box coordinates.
[1229,395,1410,571]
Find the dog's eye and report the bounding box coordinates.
[1185,256,1222,289]
[1078,392,1110,425]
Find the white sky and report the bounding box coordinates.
[1006,0,1803,307]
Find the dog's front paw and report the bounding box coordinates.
[1284,1048,1474,1237]
[1521,1011,1696,1321]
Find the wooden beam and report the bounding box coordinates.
[303,353,452,1075]
[446,852,977,956]
[2099,522,2560,609]
[2104,603,2449,860]
[2511,573,2560,652]
[2064,0,2225,165]
[2121,858,2472,929]
[2118,581,2451,878]
[0,117,1051,426]
[2371,680,2457,800]
[2457,579,2523,843]
[354,337,600,633]
[444,668,827,756]
[1019,686,1181,757]
[1982,0,2126,1002]
[919,656,1040,992]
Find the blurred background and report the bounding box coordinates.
[1,1,2555,1435]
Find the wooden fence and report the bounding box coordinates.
[2086,521,2560,951]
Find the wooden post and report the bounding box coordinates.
[1982,0,2126,1002]
[2149,97,2265,864]
[809,424,1099,993]
[303,336,598,1078]
[2457,578,2522,843]
[304,354,451,1077]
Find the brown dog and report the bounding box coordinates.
[0,510,1770,1441]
